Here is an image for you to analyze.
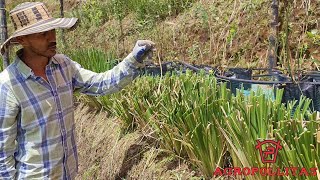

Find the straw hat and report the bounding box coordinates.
[0,2,78,55]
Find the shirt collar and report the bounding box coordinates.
[15,49,32,79]
[14,49,59,79]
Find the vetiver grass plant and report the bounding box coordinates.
[99,71,229,177]
[98,75,160,133]
[274,102,320,180]
[153,72,228,176]
[218,89,320,179]
[96,71,320,178]
[68,48,118,72]
[217,89,288,173]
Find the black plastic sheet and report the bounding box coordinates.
[142,61,320,112]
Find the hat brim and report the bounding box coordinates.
[1,17,78,55]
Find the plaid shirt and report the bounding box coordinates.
[0,49,142,179]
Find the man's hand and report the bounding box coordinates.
[131,40,156,63]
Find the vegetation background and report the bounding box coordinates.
[2,0,320,179]
[4,0,320,69]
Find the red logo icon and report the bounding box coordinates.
[255,140,283,164]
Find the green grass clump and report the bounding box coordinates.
[68,48,118,73]
[96,71,320,179]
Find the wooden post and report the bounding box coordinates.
[0,0,9,68]
[268,0,279,74]
[59,0,66,47]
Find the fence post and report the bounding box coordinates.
[59,0,66,48]
[0,0,9,69]
[268,0,279,74]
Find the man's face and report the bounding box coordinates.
[17,29,57,58]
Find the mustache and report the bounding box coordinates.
[48,42,56,47]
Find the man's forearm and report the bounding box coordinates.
[72,53,143,95]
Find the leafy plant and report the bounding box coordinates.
[81,0,109,26]
[307,30,320,46]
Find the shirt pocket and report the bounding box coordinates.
[55,68,73,94]
[56,82,73,109]
[57,82,72,94]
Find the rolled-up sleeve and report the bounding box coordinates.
[0,84,19,179]
[70,53,143,96]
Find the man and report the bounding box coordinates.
[0,2,155,179]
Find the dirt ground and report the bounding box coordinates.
[74,103,202,180]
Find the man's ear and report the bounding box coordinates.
[16,36,28,46]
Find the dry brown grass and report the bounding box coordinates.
[74,103,202,179]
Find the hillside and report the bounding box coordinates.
[5,0,320,69]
